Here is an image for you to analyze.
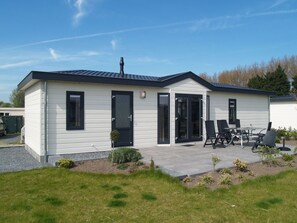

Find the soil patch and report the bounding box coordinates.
[183,155,297,190]
[71,159,149,174]
[71,155,297,190]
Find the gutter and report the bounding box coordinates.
[44,81,48,163]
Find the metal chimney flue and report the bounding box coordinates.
[120,57,124,77]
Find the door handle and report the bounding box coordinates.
[111,118,115,122]
[128,114,133,121]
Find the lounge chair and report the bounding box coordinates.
[217,120,236,146]
[253,122,272,143]
[252,130,276,152]
[203,120,218,149]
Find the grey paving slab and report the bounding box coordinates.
[0,146,45,173]
[138,141,295,177]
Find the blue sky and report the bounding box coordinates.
[1,0,297,102]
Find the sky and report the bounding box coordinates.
[1,0,297,102]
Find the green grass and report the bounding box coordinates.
[0,168,297,222]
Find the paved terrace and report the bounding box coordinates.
[138,141,295,178]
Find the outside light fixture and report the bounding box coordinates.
[140,91,146,99]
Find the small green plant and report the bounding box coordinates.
[237,174,245,181]
[294,147,297,154]
[218,173,232,185]
[183,176,193,183]
[113,193,128,199]
[108,147,142,164]
[220,168,232,175]
[110,130,120,148]
[258,146,280,166]
[233,159,248,172]
[117,163,129,170]
[200,174,214,185]
[281,153,294,162]
[211,153,221,172]
[107,200,126,207]
[150,158,155,171]
[57,159,74,168]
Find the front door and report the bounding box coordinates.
[112,91,133,147]
[175,94,203,143]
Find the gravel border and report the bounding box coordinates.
[0,146,46,173]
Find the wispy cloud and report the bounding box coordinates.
[110,39,117,50]
[268,0,290,9]
[4,8,297,50]
[69,0,88,25]
[49,48,60,60]
[0,60,33,69]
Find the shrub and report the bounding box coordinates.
[57,159,74,168]
[110,130,120,148]
[220,168,232,175]
[201,174,214,185]
[233,159,248,172]
[258,146,280,165]
[218,173,232,185]
[108,147,142,164]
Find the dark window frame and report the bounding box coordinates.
[157,93,170,144]
[228,99,237,124]
[66,91,84,130]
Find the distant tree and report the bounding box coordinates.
[247,75,265,89]
[0,101,12,107]
[264,65,290,96]
[10,88,24,107]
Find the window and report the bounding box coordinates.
[229,99,236,124]
[206,95,210,121]
[158,93,170,144]
[66,91,84,130]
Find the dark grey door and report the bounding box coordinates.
[112,91,133,147]
[175,94,203,143]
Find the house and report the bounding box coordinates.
[18,59,273,164]
[270,95,297,129]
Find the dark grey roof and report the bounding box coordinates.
[270,94,297,102]
[18,69,274,95]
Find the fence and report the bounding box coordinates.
[2,116,24,134]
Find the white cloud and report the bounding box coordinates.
[49,48,60,60]
[110,39,117,50]
[269,0,290,9]
[80,50,101,56]
[0,60,33,69]
[69,0,87,25]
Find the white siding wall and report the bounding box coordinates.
[46,81,164,155]
[270,101,297,129]
[208,92,269,131]
[166,78,208,144]
[25,82,43,155]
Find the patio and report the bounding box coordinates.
[138,141,295,178]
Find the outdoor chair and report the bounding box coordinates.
[203,120,218,149]
[235,119,249,142]
[253,122,272,144]
[217,120,236,146]
[252,130,276,152]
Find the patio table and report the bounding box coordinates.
[225,127,259,148]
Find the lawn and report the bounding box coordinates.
[0,168,296,223]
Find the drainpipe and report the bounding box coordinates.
[268,95,271,123]
[44,81,48,163]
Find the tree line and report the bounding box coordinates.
[199,55,297,96]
